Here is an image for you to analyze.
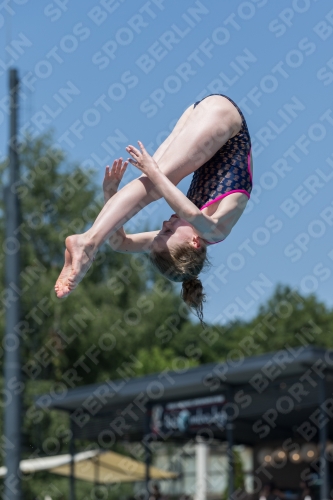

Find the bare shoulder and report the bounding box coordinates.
[198,193,249,242]
[216,192,248,225]
[202,192,248,219]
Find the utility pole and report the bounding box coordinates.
[4,68,22,500]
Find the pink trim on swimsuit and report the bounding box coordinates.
[200,189,251,245]
[247,147,253,184]
[200,189,250,211]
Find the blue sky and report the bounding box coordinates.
[0,0,332,324]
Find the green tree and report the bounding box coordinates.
[222,284,333,357]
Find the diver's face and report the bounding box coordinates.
[152,214,200,252]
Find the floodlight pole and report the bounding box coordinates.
[4,68,22,500]
[319,377,328,500]
[144,404,152,500]
[69,419,76,500]
[226,388,235,500]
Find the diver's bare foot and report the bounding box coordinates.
[66,234,95,291]
[55,249,72,298]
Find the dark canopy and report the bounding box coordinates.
[35,345,333,445]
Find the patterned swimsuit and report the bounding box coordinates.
[186,94,253,243]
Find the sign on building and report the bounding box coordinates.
[151,395,227,437]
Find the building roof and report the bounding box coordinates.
[35,345,333,445]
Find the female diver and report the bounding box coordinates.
[55,94,253,322]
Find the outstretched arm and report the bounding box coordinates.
[126,142,230,240]
[109,230,159,253]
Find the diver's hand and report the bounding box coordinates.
[103,158,128,202]
[126,141,159,178]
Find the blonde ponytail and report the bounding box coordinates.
[181,277,206,325]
